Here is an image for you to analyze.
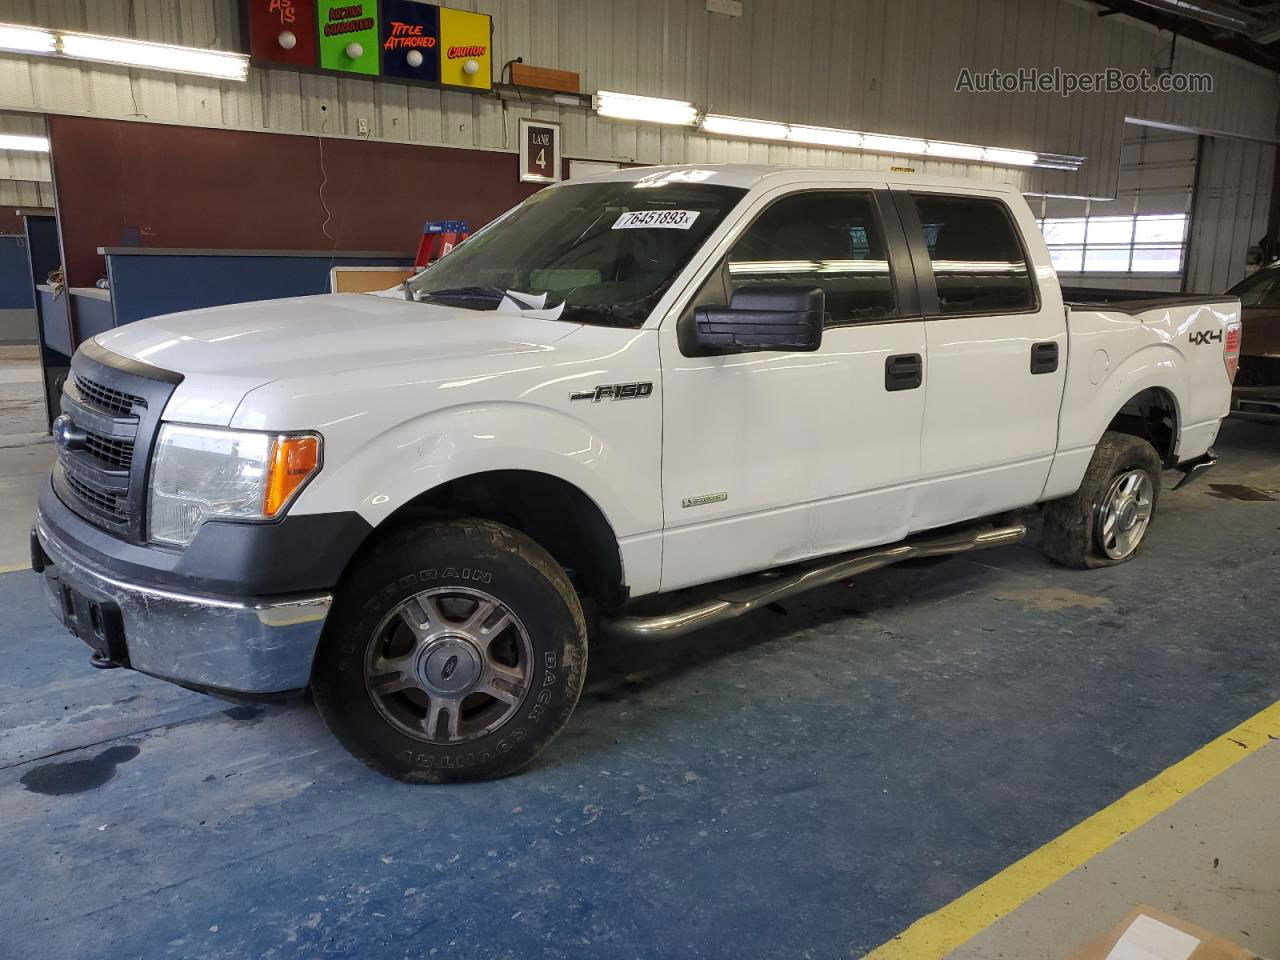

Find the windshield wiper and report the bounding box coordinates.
[416,286,510,305]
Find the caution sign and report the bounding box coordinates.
[438,6,491,90]
[318,0,381,75]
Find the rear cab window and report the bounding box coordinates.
[909,194,1038,316]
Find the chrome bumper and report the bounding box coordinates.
[34,517,331,695]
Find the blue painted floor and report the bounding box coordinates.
[2,420,1278,959]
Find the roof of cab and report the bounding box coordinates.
[573,162,1023,195]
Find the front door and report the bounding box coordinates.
[658,186,928,592]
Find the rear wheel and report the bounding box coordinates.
[1041,431,1163,569]
[312,519,587,782]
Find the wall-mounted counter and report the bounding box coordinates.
[0,234,36,343]
[100,247,416,327]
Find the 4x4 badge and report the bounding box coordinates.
[570,382,654,402]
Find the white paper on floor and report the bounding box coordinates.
[1104,915,1201,960]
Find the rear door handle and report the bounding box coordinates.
[885,353,923,391]
[1031,341,1059,375]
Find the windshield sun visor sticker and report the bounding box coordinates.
[612,210,702,230]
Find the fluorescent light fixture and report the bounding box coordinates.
[861,134,928,156]
[595,90,698,126]
[0,23,55,54]
[0,133,49,152]
[597,88,1086,171]
[701,114,789,140]
[58,31,249,80]
[983,147,1038,167]
[788,124,863,149]
[926,141,986,161]
[0,22,249,81]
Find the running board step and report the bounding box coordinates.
[601,523,1028,642]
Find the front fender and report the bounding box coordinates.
[293,400,660,542]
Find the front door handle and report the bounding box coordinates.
[885,353,923,391]
[1031,341,1059,375]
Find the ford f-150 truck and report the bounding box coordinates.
[32,164,1241,782]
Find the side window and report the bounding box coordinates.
[911,194,1037,315]
[726,191,896,326]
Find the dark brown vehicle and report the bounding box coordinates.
[1226,266,1280,422]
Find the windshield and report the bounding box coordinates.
[1227,268,1280,308]
[407,177,747,328]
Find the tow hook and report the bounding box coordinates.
[1173,449,1217,490]
[89,652,122,670]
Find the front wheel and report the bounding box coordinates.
[1040,431,1163,569]
[312,519,587,783]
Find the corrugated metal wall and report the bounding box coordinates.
[0,110,51,208]
[0,0,1276,199]
[1186,135,1276,293]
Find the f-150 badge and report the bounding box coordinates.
[570,382,654,402]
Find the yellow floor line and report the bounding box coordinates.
[864,699,1280,960]
[0,563,31,574]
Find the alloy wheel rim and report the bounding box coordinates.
[364,586,533,745]
[1094,468,1154,560]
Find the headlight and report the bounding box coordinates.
[149,425,321,547]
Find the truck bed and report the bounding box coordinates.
[1062,286,1238,314]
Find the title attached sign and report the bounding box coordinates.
[519,118,562,184]
[379,0,440,81]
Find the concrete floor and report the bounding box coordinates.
[0,345,1278,958]
[0,345,53,569]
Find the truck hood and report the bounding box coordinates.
[94,293,585,424]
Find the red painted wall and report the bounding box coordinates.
[48,115,550,286]
[0,208,24,236]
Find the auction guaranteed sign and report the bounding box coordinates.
[318,0,381,74]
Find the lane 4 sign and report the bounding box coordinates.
[519,118,562,184]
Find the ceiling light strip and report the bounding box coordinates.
[0,133,49,152]
[594,93,1084,171]
[0,22,249,81]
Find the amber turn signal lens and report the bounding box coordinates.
[264,435,321,516]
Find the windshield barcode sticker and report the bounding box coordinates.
[612,210,701,230]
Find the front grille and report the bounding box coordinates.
[82,430,135,470]
[55,343,181,543]
[75,374,146,417]
[1236,355,1280,389]
[65,472,129,520]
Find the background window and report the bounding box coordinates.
[727,191,895,326]
[912,195,1036,315]
[1037,213,1190,274]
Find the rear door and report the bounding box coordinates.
[893,188,1067,531]
[658,185,928,591]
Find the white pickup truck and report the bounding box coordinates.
[33,164,1241,782]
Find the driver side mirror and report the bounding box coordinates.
[692,286,824,355]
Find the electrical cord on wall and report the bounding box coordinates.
[317,111,338,293]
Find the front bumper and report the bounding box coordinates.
[33,515,332,696]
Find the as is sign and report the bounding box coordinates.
[519,118,562,184]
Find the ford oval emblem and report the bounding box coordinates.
[52,414,73,449]
[52,414,87,452]
[441,655,459,681]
